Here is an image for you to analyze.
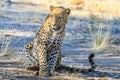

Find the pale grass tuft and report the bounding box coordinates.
[0,35,12,56]
[92,23,111,52]
[89,13,111,52]
[0,51,11,56]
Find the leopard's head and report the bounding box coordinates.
[48,5,70,34]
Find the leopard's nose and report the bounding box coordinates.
[53,24,56,26]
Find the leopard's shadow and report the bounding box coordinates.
[83,70,120,79]
[56,67,120,79]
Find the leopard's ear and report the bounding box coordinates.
[65,8,70,15]
[50,5,55,11]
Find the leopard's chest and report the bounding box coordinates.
[47,34,64,46]
[46,34,64,58]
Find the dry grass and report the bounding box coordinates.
[92,23,111,52]
[86,0,120,17]
[9,0,120,19]
[0,35,12,56]
[69,0,85,5]
[88,13,111,52]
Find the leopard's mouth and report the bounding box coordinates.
[52,26,61,32]
[52,26,61,31]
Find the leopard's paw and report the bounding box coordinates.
[25,65,39,71]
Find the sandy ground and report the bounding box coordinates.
[0,1,120,80]
[0,57,81,80]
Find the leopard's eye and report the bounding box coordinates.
[58,17,61,21]
[58,15,63,21]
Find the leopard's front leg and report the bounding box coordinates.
[48,48,61,75]
[38,43,50,77]
[25,42,39,71]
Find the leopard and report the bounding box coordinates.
[25,5,71,77]
[25,5,97,77]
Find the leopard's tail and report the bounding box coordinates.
[88,53,97,71]
[56,53,97,73]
